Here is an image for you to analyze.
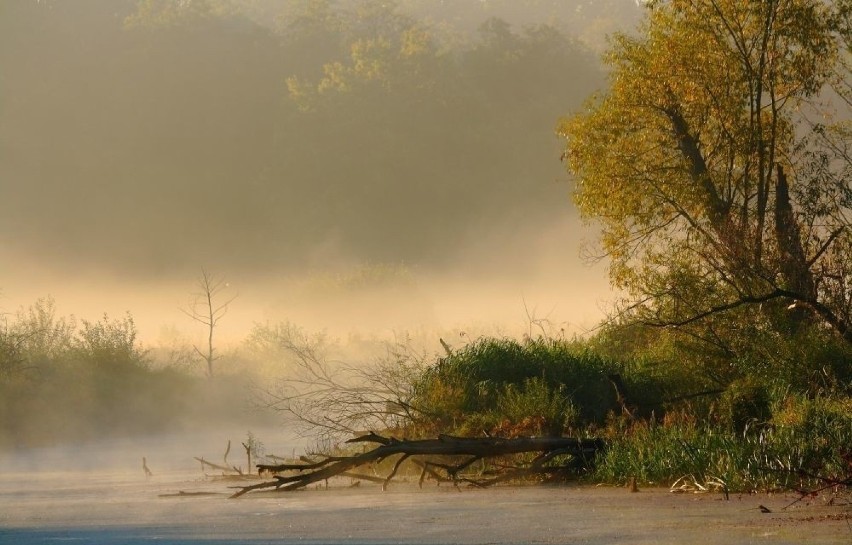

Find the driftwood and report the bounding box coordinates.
[158,491,225,497]
[230,433,604,498]
[194,456,235,473]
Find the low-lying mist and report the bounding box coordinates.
[0,0,631,455]
[1,214,611,349]
[0,213,611,454]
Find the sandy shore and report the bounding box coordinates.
[0,468,849,544]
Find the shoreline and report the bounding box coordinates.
[1,470,849,544]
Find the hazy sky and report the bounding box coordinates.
[0,0,642,345]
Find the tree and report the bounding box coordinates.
[0,322,26,379]
[1,297,75,377]
[559,0,852,357]
[256,322,430,442]
[182,269,235,378]
[75,312,147,371]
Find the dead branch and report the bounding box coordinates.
[194,457,232,473]
[231,433,604,498]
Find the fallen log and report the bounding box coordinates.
[158,491,226,498]
[231,433,604,498]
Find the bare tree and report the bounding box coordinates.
[182,268,235,378]
[254,324,433,443]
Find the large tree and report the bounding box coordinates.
[560,0,852,350]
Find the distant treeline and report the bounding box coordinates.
[0,0,622,276]
[0,298,257,449]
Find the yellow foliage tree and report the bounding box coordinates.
[559,0,852,345]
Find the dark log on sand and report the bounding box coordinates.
[231,433,604,498]
[159,491,226,497]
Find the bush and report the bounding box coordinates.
[413,337,634,435]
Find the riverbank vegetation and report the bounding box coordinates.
[1,0,850,496]
[1,294,849,492]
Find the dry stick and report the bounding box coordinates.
[450,455,481,477]
[382,454,410,491]
[531,447,576,467]
[418,463,428,488]
[194,457,232,473]
[259,456,347,473]
[242,442,252,475]
[421,455,482,489]
[756,466,852,510]
[783,476,852,510]
[231,451,385,498]
[413,458,448,488]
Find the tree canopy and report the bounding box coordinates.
[560,0,852,352]
[0,0,609,277]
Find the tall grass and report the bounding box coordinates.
[594,394,852,491]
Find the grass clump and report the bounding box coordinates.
[593,393,852,492]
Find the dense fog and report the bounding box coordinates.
[0,0,642,342]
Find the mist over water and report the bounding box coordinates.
[0,0,639,472]
[1,215,611,346]
[0,0,636,347]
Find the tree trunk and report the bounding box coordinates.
[774,165,814,300]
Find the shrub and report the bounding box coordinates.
[413,337,629,434]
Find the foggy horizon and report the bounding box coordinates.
[2,4,850,544]
[0,0,641,345]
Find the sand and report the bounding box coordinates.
[0,432,849,544]
[0,468,849,544]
